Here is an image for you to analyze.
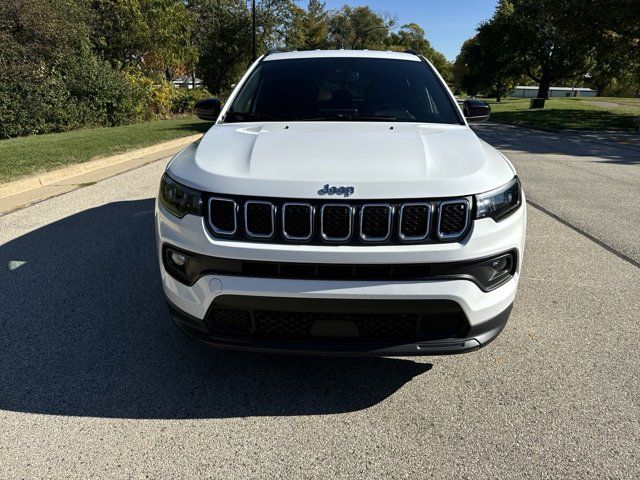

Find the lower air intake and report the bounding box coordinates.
[205,308,468,342]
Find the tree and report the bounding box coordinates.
[191,0,251,96]
[503,0,592,99]
[287,0,329,50]
[0,0,140,137]
[256,0,301,50]
[328,6,395,50]
[192,0,298,95]
[556,0,640,96]
[386,23,451,80]
[91,0,196,78]
[454,8,520,101]
[452,38,481,96]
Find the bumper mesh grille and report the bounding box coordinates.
[205,308,468,342]
[207,308,252,334]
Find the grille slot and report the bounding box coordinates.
[437,200,470,239]
[208,197,237,235]
[360,204,392,241]
[245,201,275,238]
[399,203,431,240]
[321,204,353,242]
[282,203,313,240]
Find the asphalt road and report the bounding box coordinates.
[473,122,640,265]
[1,125,639,479]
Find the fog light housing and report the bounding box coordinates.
[170,251,187,267]
[476,253,514,288]
[489,256,511,280]
[163,247,199,285]
[431,251,517,291]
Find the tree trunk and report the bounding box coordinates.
[536,71,552,99]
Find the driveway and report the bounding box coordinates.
[0,126,639,479]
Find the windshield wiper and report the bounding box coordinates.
[297,114,397,122]
[224,112,280,123]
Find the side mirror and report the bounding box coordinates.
[463,99,491,122]
[195,98,222,121]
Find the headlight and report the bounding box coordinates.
[475,177,522,221]
[159,173,203,218]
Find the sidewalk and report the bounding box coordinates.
[0,134,201,215]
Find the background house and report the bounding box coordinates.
[171,76,203,89]
[509,86,597,98]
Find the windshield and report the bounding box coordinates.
[225,57,462,124]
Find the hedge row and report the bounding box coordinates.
[0,53,210,139]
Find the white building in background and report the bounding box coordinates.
[171,76,203,89]
[509,86,597,98]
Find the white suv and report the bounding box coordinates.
[155,50,526,356]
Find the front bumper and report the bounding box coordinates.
[167,296,512,356]
[156,198,526,356]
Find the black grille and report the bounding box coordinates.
[245,202,274,237]
[209,198,236,234]
[283,204,312,239]
[205,308,468,342]
[205,196,472,244]
[400,204,430,239]
[207,308,252,334]
[420,313,468,337]
[254,311,314,337]
[361,205,391,240]
[322,205,352,240]
[438,201,469,237]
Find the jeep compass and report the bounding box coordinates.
[155,50,526,356]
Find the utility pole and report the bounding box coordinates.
[252,0,256,61]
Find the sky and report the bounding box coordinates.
[320,0,499,61]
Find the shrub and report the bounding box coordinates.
[171,88,212,115]
[0,44,142,137]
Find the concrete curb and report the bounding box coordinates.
[0,134,202,200]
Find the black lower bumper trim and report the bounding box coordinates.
[166,297,511,357]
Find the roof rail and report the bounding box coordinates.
[404,49,420,56]
[253,49,281,66]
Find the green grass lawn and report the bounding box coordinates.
[0,117,210,183]
[484,97,640,131]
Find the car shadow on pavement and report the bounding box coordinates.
[472,122,640,165]
[0,199,431,419]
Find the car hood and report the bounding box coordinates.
[167,122,515,199]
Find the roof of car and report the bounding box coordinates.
[263,50,421,62]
